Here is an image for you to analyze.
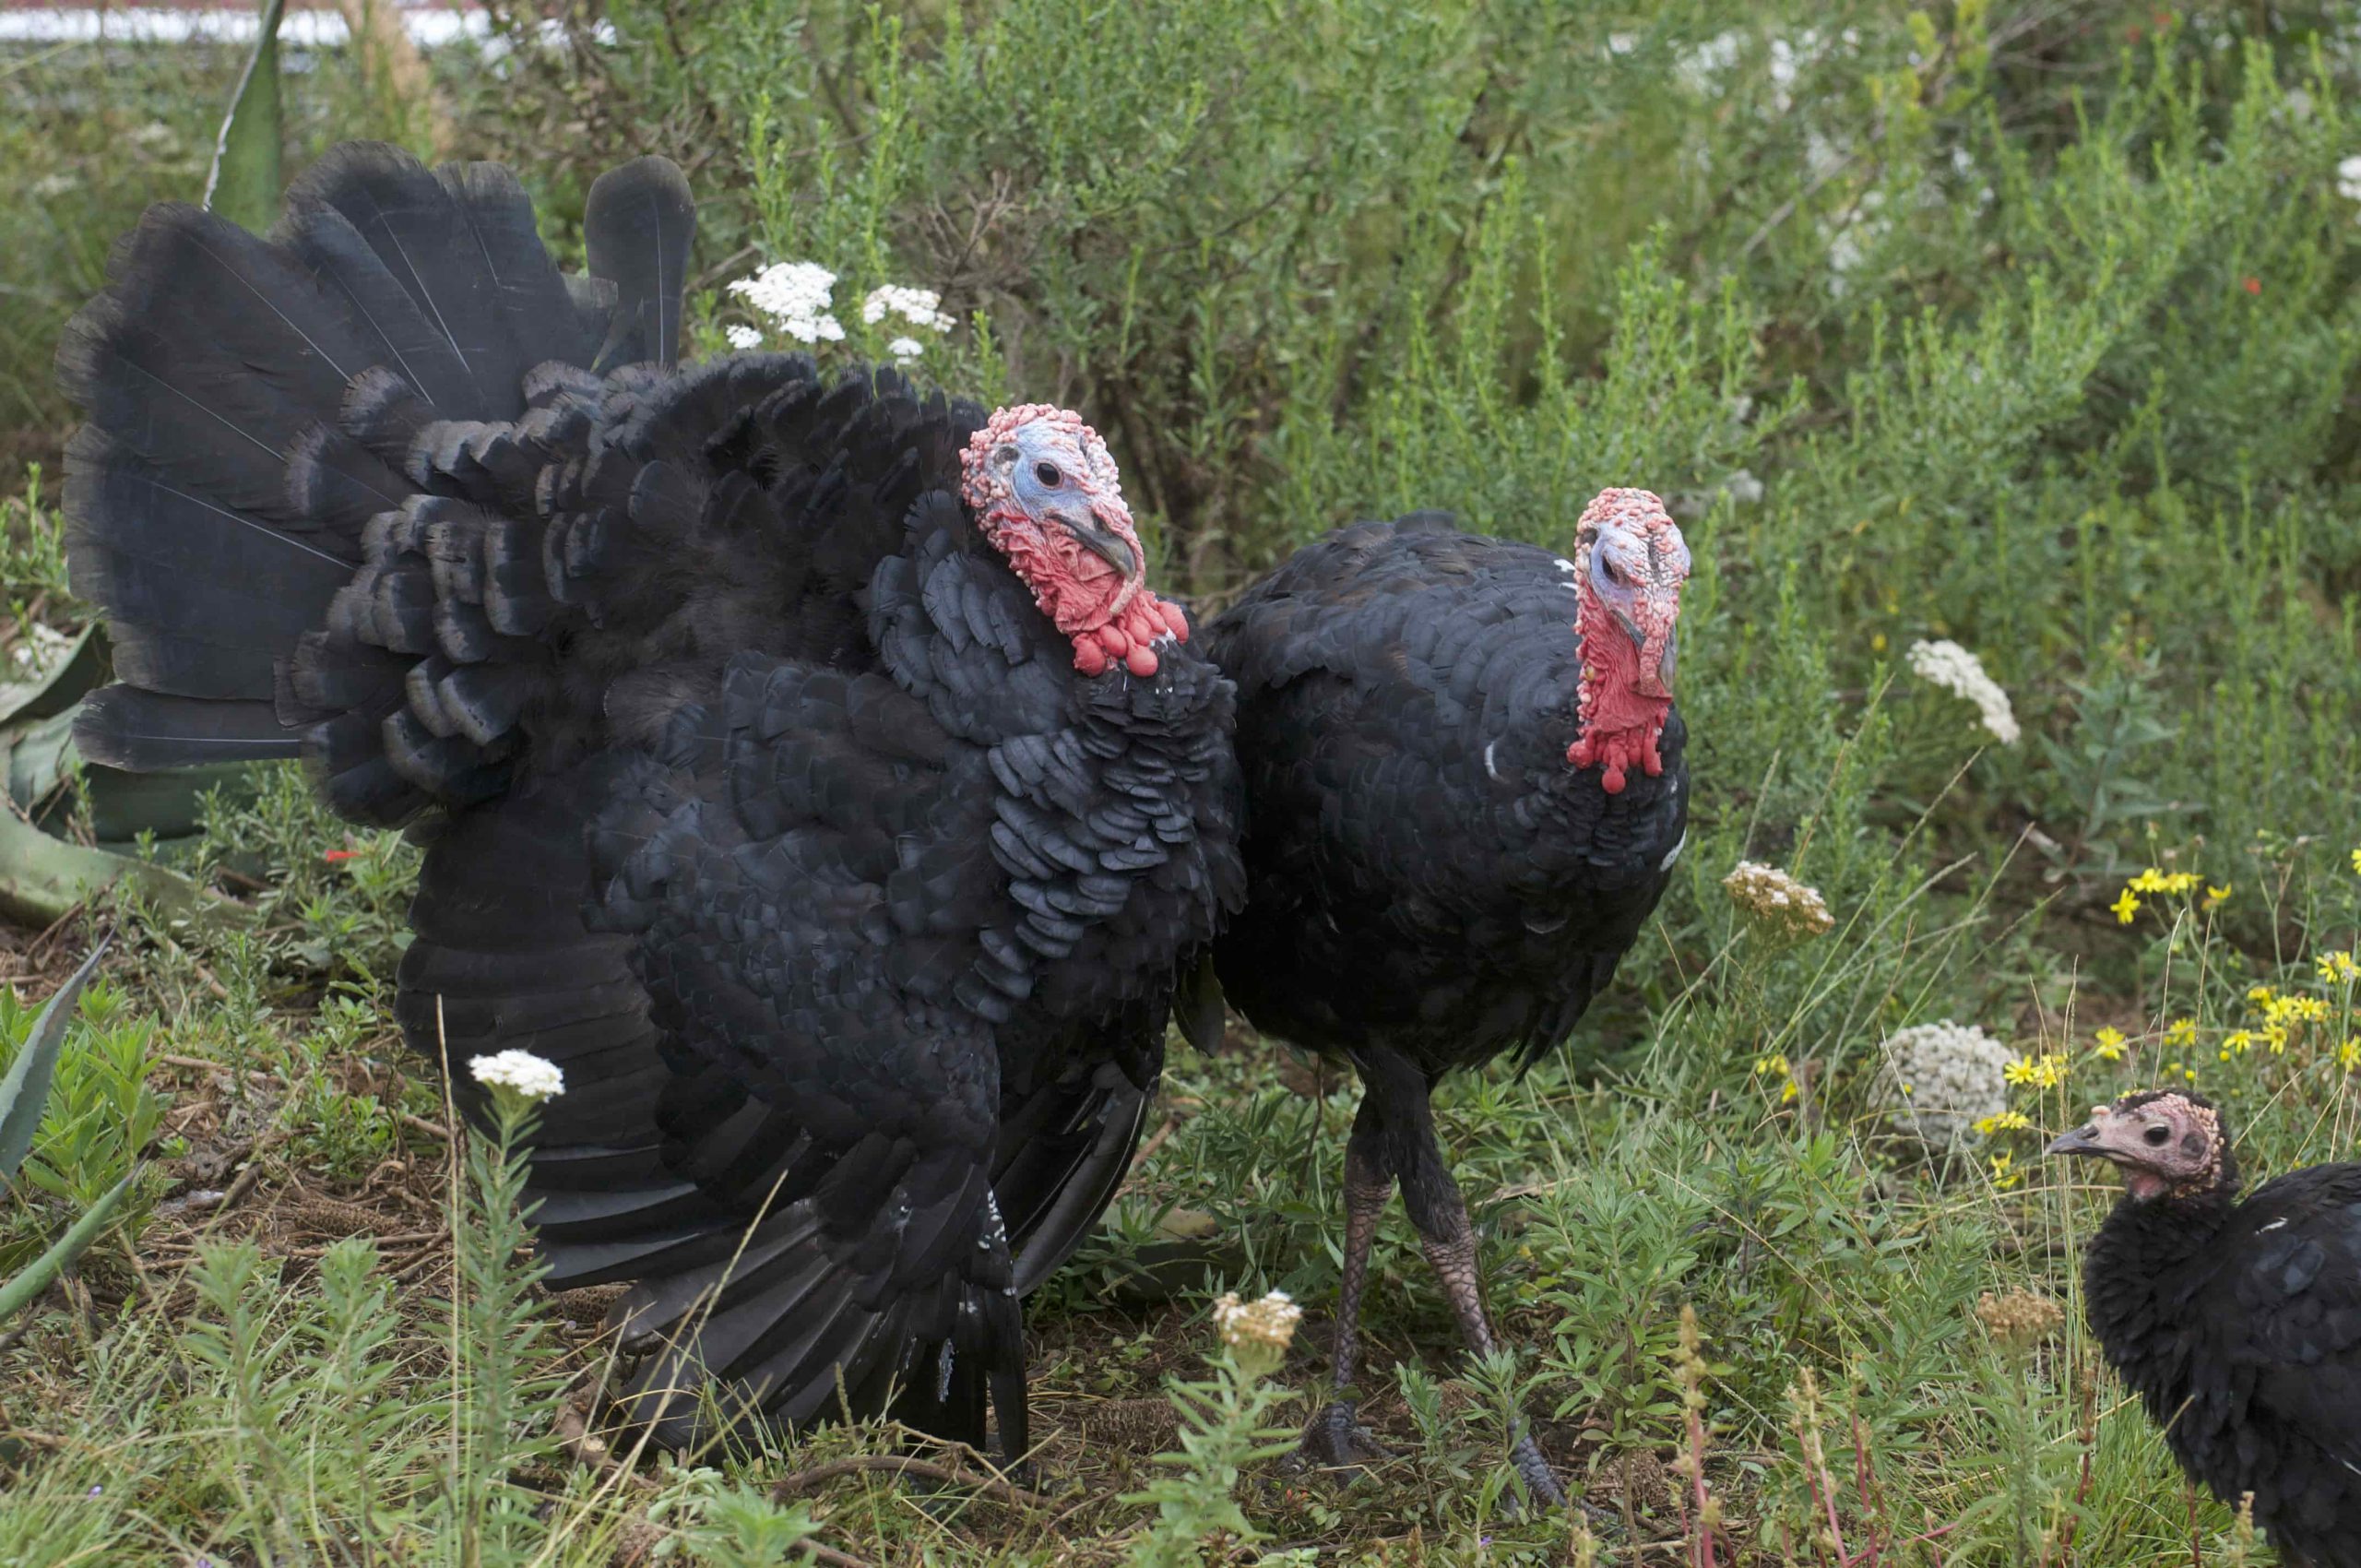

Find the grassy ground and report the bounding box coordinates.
[6,2,2361,1562]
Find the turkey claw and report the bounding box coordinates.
[1497,1430,1569,1514]
[1293,1399,1394,1479]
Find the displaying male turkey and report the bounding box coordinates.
[58,142,1242,1455]
[1192,494,1691,1503]
[2047,1090,2361,1565]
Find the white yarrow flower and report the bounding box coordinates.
[469,1049,564,1103]
[1722,861,1834,940]
[1906,638,2020,744]
[1212,1289,1302,1353]
[2338,153,2361,205]
[728,262,845,346]
[1675,30,1741,93]
[886,336,925,361]
[723,324,765,350]
[861,284,954,334]
[1869,1021,2015,1149]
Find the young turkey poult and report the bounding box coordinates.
[2047,1090,2361,1566]
[58,142,1242,1456]
[1190,492,1692,1504]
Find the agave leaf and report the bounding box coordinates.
[203,0,289,234]
[0,802,249,932]
[0,1170,135,1323]
[0,940,108,1188]
[0,625,101,731]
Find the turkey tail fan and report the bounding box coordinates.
[57,141,660,818]
[584,156,694,374]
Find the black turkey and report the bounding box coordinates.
[2047,1090,2361,1566]
[57,142,1243,1455]
[1191,493,1691,1503]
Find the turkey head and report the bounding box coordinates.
[1567,487,1691,793]
[2047,1089,2236,1203]
[961,404,1189,677]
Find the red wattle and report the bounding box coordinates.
[1125,644,1159,677]
[1073,640,1109,675]
[1098,624,1132,657]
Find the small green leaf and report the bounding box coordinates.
[0,1169,135,1323]
[203,0,289,235]
[0,939,108,1187]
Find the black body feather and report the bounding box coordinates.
[1204,514,1686,1083]
[57,141,1242,1453]
[2082,1164,2361,1566]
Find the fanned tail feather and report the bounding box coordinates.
[60,141,694,818]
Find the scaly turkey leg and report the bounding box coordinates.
[1391,1093,1567,1509]
[1299,1099,1397,1472]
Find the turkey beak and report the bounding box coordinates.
[2044,1123,2105,1158]
[1054,507,1139,578]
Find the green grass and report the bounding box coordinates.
[5,1,2361,1562]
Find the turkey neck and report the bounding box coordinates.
[2081,1186,2237,1407]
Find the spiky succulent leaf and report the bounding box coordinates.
[0,939,107,1187]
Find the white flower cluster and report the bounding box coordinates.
[1906,638,2019,745]
[727,261,845,345]
[861,284,954,333]
[865,285,953,364]
[1722,861,1834,941]
[1869,1021,2013,1149]
[2340,154,2361,206]
[725,270,955,361]
[1212,1289,1302,1353]
[469,1049,565,1103]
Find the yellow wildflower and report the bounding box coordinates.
[1973,1110,2033,1134]
[2318,952,2359,985]
[2109,887,2141,925]
[2165,1017,2197,1048]
[2160,871,2200,895]
[2093,1027,2127,1061]
[2224,1030,2256,1055]
[2265,1025,2288,1054]
[2002,1051,2070,1089]
[2351,848,2361,875]
[2202,885,2231,910]
[2260,995,2329,1028]
[2248,985,2277,1006]
[2130,867,2169,894]
[1754,1052,1800,1102]
[1988,1151,2022,1190]
[2340,1038,2360,1072]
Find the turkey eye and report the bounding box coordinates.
[1601,559,1627,586]
[1035,462,1062,487]
[2142,1125,2170,1146]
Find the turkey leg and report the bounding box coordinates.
[1299,1098,1399,1472]
[1384,1073,1569,1509]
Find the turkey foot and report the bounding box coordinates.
[1503,1430,1568,1511]
[1296,1399,1395,1475]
